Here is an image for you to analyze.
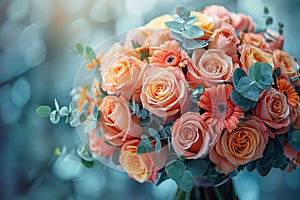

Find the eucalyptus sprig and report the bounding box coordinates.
[165,7,209,50]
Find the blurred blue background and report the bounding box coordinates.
[1,0,300,199]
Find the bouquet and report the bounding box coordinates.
[36,5,300,199]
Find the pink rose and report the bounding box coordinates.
[89,128,118,157]
[187,49,238,87]
[208,23,240,63]
[239,44,274,72]
[202,5,232,19]
[141,66,189,119]
[253,88,293,136]
[283,142,300,171]
[231,13,255,32]
[261,29,284,52]
[209,117,269,174]
[99,95,142,146]
[101,54,146,100]
[171,112,217,159]
[119,139,167,183]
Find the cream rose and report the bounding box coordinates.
[101,54,146,100]
[253,88,293,136]
[239,44,274,72]
[191,11,219,40]
[99,95,142,146]
[209,117,269,174]
[187,49,238,87]
[140,66,189,118]
[171,112,217,159]
[119,139,166,183]
[144,14,173,30]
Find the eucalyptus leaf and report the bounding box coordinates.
[177,7,191,20]
[148,128,159,138]
[184,159,208,176]
[54,98,60,111]
[248,62,273,90]
[155,139,161,153]
[79,112,87,123]
[165,21,183,33]
[59,106,69,116]
[85,46,96,61]
[166,165,183,183]
[230,90,257,111]
[36,105,52,117]
[288,130,300,152]
[183,39,208,50]
[232,68,247,88]
[50,110,60,124]
[182,25,204,39]
[185,16,197,25]
[140,117,153,127]
[170,31,184,42]
[75,41,84,55]
[173,15,185,23]
[178,170,194,192]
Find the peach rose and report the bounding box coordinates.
[141,66,189,119]
[209,117,269,174]
[171,112,217,159]
[202,5,232,19]
[89,128,118,157]
[144,14,173,30]
[119,139,167,183]
[273,50,298,80]
[262,29,284,52]
[253,88,293,136]
[239,44,273,72]
[187,49,238,87]
[231,13,255,32]
[240,32,270,51]
[124,28,172,49]
[208,23,240,62]
[101,54,146,99]
[100,43,132,69]
[99,95,142,146]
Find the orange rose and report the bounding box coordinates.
[119,139,167,183]
[141,66,189,119]
[101,54,146,100]
[208,23,240,63]
[209,117,269,174]
[187,49,238,87]
[273,50,298,80]
[239,44,273,72]
[99,95,142,146]
[88,128,118,157]
[171,112,217,159]
[253,88,293,136]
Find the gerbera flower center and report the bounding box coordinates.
[164,53,180,66]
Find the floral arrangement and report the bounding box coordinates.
[37,5,300,197]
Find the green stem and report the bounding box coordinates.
[213,187,224,200]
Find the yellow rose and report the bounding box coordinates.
[144,14,173,30]
[239,44,273,72]
[191,11,215,40]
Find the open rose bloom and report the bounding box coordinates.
[48,5,300,194]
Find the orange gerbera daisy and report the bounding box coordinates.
[277,79,299,108]
[149,40,190,68]
[198,84,244,134]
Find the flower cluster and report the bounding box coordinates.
[37,5,300,192]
